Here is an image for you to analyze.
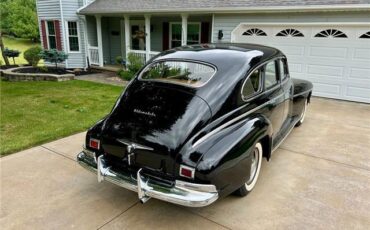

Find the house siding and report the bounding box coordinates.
[36,0,64,66]
[212,11,370,42]
[36,0,88,68]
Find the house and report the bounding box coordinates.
[35,0,370,103]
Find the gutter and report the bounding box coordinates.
[77,4,370,15]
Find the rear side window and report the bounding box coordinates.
[278,59,288,80]
[264,61,278,89]
[140,61,215,87]
[242,68,262,99]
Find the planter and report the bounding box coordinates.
[2,67,74,82]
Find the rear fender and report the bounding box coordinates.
[194,115,272,196]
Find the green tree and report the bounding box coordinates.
[39,49,68,69]
[0,0,39,41]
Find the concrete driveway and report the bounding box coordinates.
[1,97,370,230]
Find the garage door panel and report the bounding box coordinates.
[349,68,370,81]
[346,86,370,100]
[353,48,370,61]
[307,65,344,78]
[309,46,348,59]
[273,45,305,56]
[313,83,341,96]
[288,63,303,73]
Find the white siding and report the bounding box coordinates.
[61,0,87,68]
[37,0,88,68]
[213,12,370,42]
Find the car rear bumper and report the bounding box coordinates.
[77,151,219,207]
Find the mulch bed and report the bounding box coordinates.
[11,67,101,76]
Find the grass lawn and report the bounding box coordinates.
[0,80,123,156]
[1,36,41,65]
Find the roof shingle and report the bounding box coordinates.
[79,0,370,14]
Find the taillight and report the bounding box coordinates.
[179,165,195,179]
[89,138,100,150]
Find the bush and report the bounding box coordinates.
[115,56,124,65]
[3,48,20,65]
[117,69,135,81]
[39,49,68,69]
[24,46,42,67]
[127,52,144,73]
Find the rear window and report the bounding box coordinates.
[140,61,216,87]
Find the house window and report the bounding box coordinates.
[170,23,201,48]
[242,28,267,36]
[67,21,79,52]
[276,29,304,37]
[315,29,347,38]
[46,21,57,49]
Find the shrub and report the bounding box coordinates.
[39,49,68,69]
[117,69,135,81]
[127,52,144,73]
[115,56,125,66]
[3,48,20,65]
[24,46,42,67]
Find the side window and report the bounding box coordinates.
[264,61,278,89]
[242,68,262,99]
[278,59,288,80]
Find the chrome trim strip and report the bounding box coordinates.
[117,139,154,151]
[193,93,285,148]
[77,152,218,207]
[293,89,311,98]
[272,120,297,153]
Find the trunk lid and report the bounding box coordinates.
[100,82,211,177]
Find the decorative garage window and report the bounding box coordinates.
[242,28,267,36]
[315,29,347,38]
[359,31,370,39]
[276,29,304,37]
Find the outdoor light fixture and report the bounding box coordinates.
[218,30,223,40]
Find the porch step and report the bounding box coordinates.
[90,65,121,73]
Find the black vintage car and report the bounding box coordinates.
[77,44,313,207]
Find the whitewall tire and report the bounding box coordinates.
[234,142,263,196]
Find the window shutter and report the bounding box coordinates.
[162,22,169,51]
[201,22,210,43]
[41,20,48,49]
[54,20,62,51]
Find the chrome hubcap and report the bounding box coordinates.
[247,147,259,185]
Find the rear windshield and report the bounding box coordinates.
[139,61,216,87]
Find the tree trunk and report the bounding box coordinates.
[0,32,10,66]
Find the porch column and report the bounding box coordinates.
[145,15,151,62]
[124,15,130,61]
[96,15,104,67]
[181,14,188,46]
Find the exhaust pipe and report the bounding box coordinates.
[139,196,151,204]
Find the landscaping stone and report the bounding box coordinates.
[2,66,74,82]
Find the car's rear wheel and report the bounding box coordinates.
[295,99,308,127]
[234,142,263,197]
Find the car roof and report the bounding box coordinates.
[153,43,284,68]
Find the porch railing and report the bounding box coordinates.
[130,50,160,64]
[88,46,99,65]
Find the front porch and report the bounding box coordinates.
[83,14,213,67]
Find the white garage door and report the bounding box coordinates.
[231,23,370,103]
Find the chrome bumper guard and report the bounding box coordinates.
[77,151,218,207]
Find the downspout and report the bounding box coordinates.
[59,0,68,68]
[211,14,215,43]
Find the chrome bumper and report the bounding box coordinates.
[77,151,218,207]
